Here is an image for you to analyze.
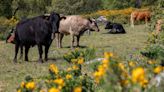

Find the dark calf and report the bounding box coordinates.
[105,21,126,34]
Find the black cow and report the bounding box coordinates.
[13,12,65,63]
[105,21,126,34]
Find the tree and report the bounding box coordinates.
[47,0,102,15]
[135,0,142,8]
[0,0,13,18]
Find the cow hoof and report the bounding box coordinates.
[25,59,29,62]
[13,59,17,63]
[39,59,44,63]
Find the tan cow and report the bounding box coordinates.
[131,10,151,27]
[56,15,100,48]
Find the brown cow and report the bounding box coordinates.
[56,15,100,48]
[130,10,151,27]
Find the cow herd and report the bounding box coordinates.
[6,10,153,63]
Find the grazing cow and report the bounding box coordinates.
[156,19,164,34]
[105,21,126,34]
[56,15,100,48]
[12,12,64,63]
[130,10,151,27]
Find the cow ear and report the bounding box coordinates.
[60,16,66,20]
[88,18,93,23]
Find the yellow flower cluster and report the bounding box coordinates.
[54,78,65,89]
[66,74,72,80]
[93,52,112,84]
[73,86,82,92]
[49,64,59,75]
[18,81,36,92]
[104,52,113,59]
[154,66,163,74]
[129,61,136,67]
[131,67,148,88]
[25,81,36,90]
[84,7,135,18]
[71,57,84,64]
[48,87,60,92]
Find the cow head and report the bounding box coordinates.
[49,12,66,34]
[6,28,15,44]
[49,12,61,34]
[88,18,100,32]
[105,21,113,29]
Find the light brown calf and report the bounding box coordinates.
[131,10,151,27]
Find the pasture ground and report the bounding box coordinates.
[0,25,150,92]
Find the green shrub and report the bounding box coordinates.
[63,48,96,63]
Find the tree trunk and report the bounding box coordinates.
[135,0,142,8]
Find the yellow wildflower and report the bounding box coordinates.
[102,59,109,64]
[78,58,84,64]
[17,89,21,92]
[97,65,105,74]
[140,79,148,88]
[154,66,163,74]
[148,60,155,64]
[66,74,72,79]
[93,71,103,78]
[20,81,25,88]
[25,81,35,90]
[72,65,79,70]
[48,87,60,92]
[131,67,145,83]
[102,63,108,70]
[49,64,59,75]
[104,52,113,59]
[94,77,100,84]
[120,80,129,86]
[73,86,82,92]
[129,61,136,67]
[67,67,72,72]
[54,78,65,87]
[118,63,125,71]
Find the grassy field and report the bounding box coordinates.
[0,24,150,92]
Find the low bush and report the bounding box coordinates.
[17,50,164,92]
[0,16,18,40]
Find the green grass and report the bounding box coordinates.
[0,25,150,92]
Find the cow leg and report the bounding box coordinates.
[37,45,43,63]
[14,43,19,63]
[71,35,75,48]
[45,45,50,61]
[56,33,60,48]
[59,34,64,48]
[25,45,30,61]
[76,35,80,47]
[145,18,148,27]
[131,16,134,27]
[19,46,23,59]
